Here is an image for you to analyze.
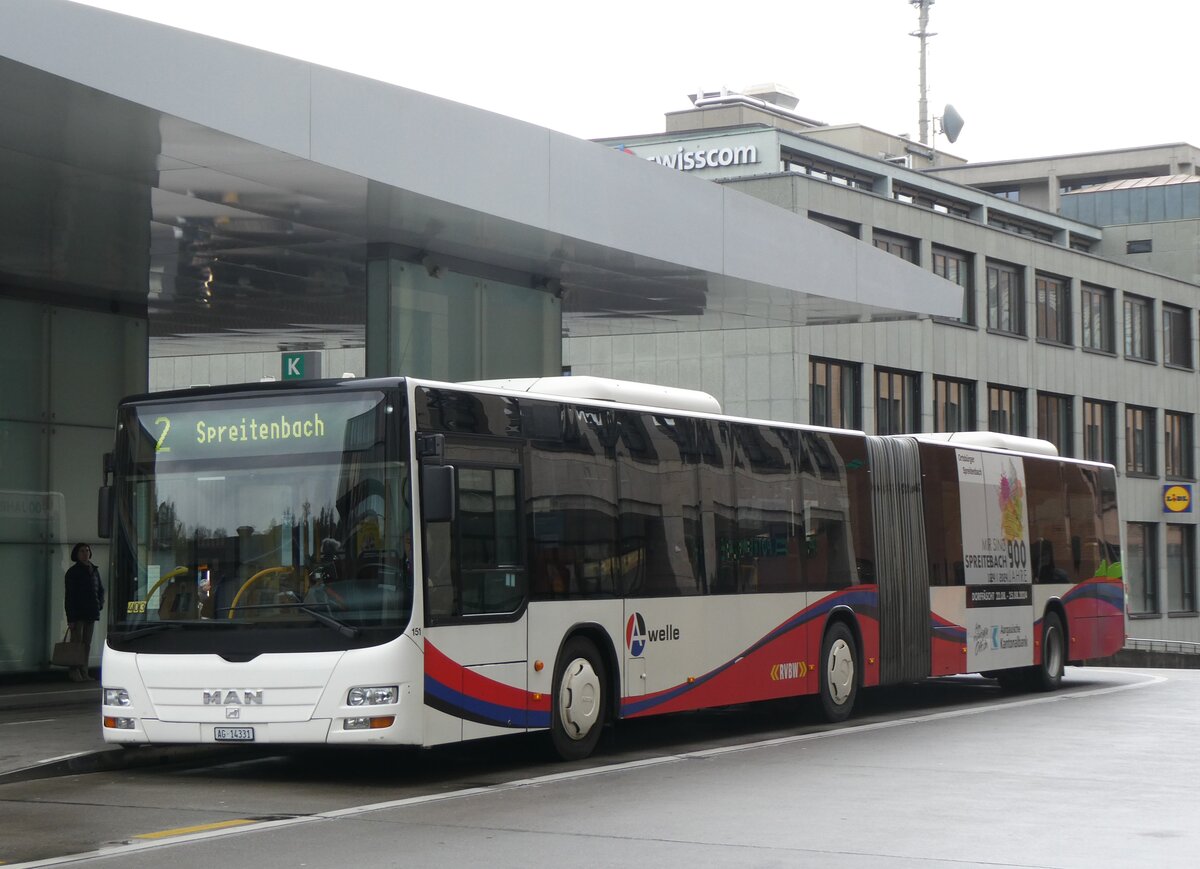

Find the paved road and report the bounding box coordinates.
[0,668,1193,867]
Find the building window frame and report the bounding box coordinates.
[1164,411,1194,480]
[1126,522,1159,616]
[986,260,1024,337]
[1162,303,1193,369]
[932,246,975,326]
[1125,405,1157,476]
[933,376,975,432]
[1037,392,1073,457]
[1080,284,1115,354]
[1124,293,1154,362]
[810,357,862,430]
[872,230,919,264]
[1082,399,1117,465]
[1167,524,1196,614]
[1035,273,1071,346]
[875,367,920,435]
[988,384,1026,436]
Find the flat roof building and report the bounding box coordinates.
[580,89,1200,646]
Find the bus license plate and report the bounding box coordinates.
[214,727,255,742]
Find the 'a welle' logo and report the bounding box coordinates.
[625,613,681,658]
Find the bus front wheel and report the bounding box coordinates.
[550,636,606,761]
[819,621,859,723]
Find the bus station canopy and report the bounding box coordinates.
[0,0,960,354]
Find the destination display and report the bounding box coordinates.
[956,449,1035,671]
[132,393,386,463]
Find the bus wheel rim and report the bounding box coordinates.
[827,638,854,705]
[1047,625,1063,675]
[559,657,600,741]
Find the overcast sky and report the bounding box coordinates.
[73,0,1195,163]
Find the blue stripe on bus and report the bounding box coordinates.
[424,675,551,729]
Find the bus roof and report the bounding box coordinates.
[464,376,723,415]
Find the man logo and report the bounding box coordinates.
[626,612,647,658]
[203,690,263,706]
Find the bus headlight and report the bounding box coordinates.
[104,688,132,707]
[347,686,398,706]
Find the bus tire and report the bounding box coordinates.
[819,621,859,723]
[550,636,606,761]
[1029,611,1065,692]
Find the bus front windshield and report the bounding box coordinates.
[107,389,412,651]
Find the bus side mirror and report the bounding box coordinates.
[97,486,112,539]
[421,464,456,523]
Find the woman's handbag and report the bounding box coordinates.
[51,629,88,668]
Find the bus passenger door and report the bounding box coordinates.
[420,441,529,745]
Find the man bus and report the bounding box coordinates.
[98,376,1124,760]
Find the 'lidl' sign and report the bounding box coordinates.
[1164,484,1192,513]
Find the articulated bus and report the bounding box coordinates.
[98,376,1124,760]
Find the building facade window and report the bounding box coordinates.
[1037,392,1073,456]
[988,384,1026,435]
[1126,405,1156,476]
[1126,522,1158,615]
[1080,284,1115,353]
[933,376,975,432]
[1035,273,1071,345]
[932,246,974,325]
[872,230,918,264]
[1162,303,1192,369]
[1167,524,1196,613]
[1124,293,1154,361]
[986,261,1024,336]
[810,357,861,429]
[1164,411,1194,480]
[1083,399,1117,465]
[1126,239,1152,254]
[875,367,920,435]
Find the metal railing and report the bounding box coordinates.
[1126,637,1200,656]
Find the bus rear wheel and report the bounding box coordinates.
[1028,611,1065,692]
[819,621,859,723]
[550,637,606,761]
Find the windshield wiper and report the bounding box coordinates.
[116,622,187,640]
[220,602,361,638]
[294,604,361,638]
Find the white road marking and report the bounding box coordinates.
[7,670,1166,868]
[1,719,57,727]
[36,751,92,765]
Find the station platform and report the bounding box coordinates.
[0,671,109,782]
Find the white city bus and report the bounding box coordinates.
[98,376,1125,759]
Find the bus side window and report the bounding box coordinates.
[424,522,456,619]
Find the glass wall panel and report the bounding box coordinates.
[50,308,145,426]
[0,544,51,671]
[482,278,560,379]
[0,298,145,673]
[0,300,48,421]
[374,257,559,381]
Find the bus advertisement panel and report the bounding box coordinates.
[956,449,1035,672]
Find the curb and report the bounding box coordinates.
[0,744,253,786]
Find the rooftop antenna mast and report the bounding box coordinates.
[910,0,936,145]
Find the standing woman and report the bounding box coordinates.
[64,543,104,682]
